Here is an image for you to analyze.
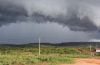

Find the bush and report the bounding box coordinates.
[96,52,100,56]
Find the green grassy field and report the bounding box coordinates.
[0,44,96,65]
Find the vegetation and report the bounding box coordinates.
[0,44,96,65]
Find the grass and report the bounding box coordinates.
[0,45,96,65]
[0,54,74,65]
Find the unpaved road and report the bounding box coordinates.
[61,58,100,65]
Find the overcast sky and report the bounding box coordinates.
[0,0,100,43]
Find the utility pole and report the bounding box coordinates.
[90,43,92,52]
[89,43,92,56]
[39,37,41,55]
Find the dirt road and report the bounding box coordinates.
[61,58,100,65]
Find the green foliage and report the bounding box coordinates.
[96,52,100,56]
[0,54,74,65]
[0,45,93,65]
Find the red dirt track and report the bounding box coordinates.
[61,58,100,65]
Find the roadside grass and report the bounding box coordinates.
[0,53,92,65]
[0,54,74,65]
[0,45,96,65]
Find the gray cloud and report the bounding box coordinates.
[0,0,100,32]
[0,0,100,43]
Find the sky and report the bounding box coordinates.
[0,0,100,43]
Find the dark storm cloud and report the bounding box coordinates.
[0,0,100,32]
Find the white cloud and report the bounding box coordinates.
[89,39,100,42]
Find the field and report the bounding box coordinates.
[0,44,99,65]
